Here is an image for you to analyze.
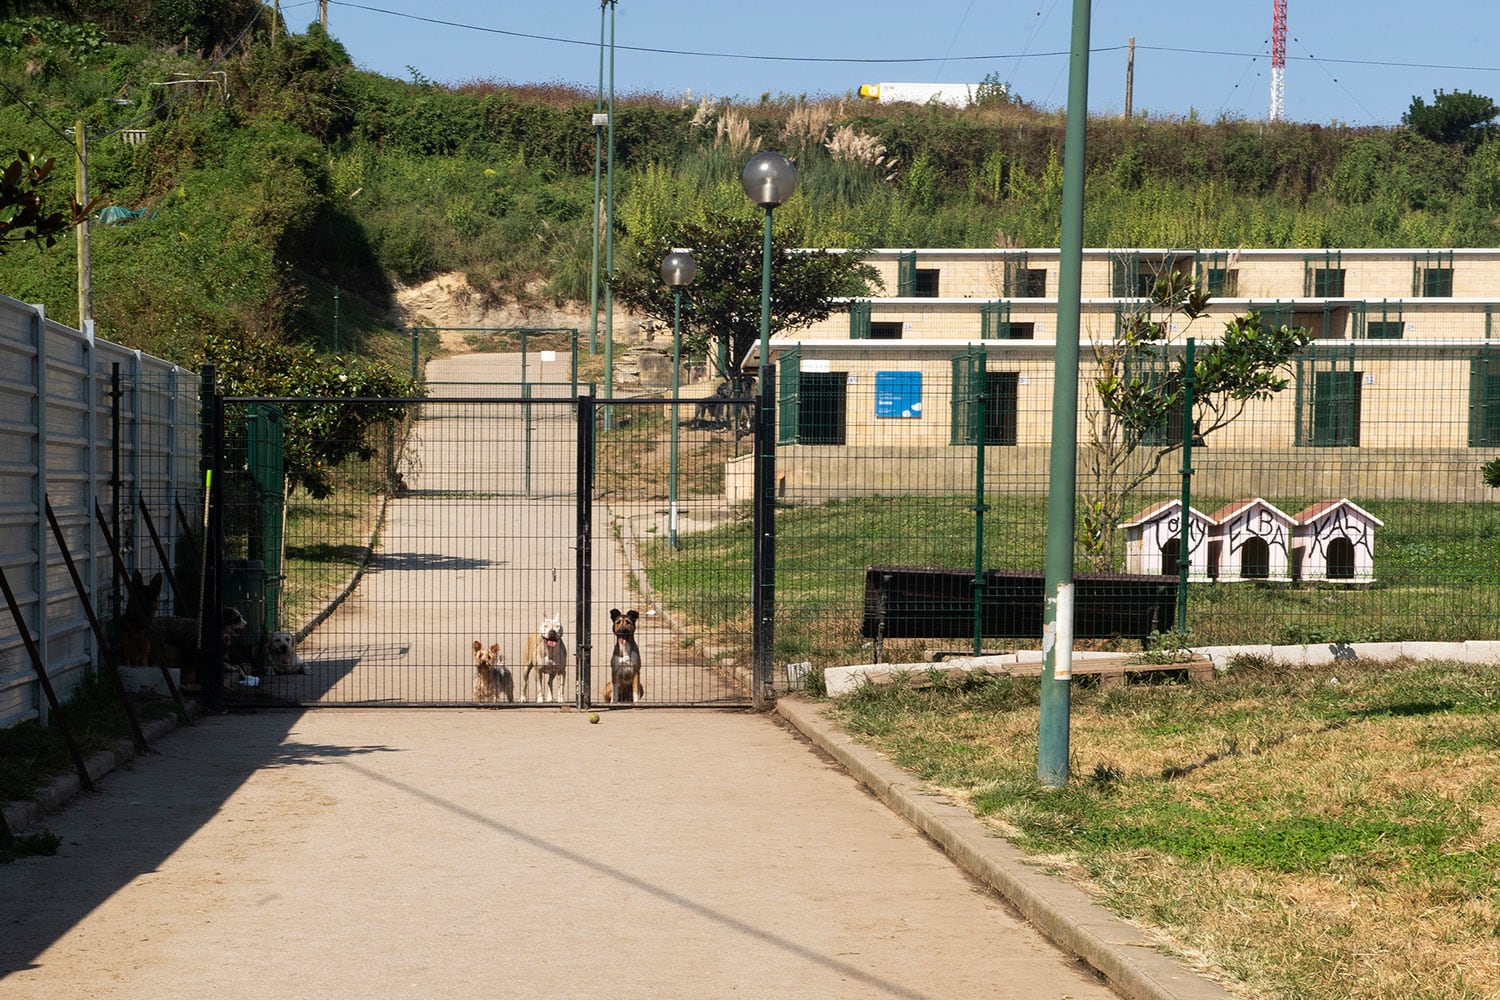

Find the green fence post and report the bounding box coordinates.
[972,349,988,657]
[1178,338,1196,632]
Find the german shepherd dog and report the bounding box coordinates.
[522,614,568,703]
[151,605,249,690]
[472,640,513,703]
[120,571,162,666]
[602,608,643,704]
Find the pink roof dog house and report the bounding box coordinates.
[1122,500,1214,581]
[1293,499,1383,584]
[1210,498,1295,582]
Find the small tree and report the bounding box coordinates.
[201,335,416,498]
[1081,269,1311,569]
[1403,89,1499,151]
[611,210,881,381]
[0,150,100,253]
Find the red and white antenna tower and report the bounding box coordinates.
[1270,0,1287,121]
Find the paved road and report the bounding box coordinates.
[0,709,1119,1000]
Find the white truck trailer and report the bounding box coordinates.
[857,82,992,108]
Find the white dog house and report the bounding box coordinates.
[1293,499,1383,583]
[1122,500,1214,581]
[1210,498,1295,582]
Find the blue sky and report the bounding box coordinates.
[305,1,1500,126]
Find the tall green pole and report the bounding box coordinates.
[669,288,682,547]
[1039,0,1093,788]
[602,0,617,425]
[1177,338,1197,630]
[589,3,605,357]
[972,349,988,657]
[759,205,773,387]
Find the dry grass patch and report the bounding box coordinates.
[826,657,1500,1000]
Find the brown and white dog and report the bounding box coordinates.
[472,640,513,703]
[522,614,568,703]
[602,608,643,704]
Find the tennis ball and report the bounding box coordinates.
[588,712,600,724]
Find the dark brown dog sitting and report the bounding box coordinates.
[602,608,643,704]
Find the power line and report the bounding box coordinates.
[330,2,1500,76]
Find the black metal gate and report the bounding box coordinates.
[208,378,771,709]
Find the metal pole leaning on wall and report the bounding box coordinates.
[0,564,94,792]
[138,496,182,609]
[46,498,148,754]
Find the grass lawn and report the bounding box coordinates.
[823,656,1500,1000]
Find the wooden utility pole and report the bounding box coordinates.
[319,0,328,29]
[1124,37,1135,119]
[74,120,92,326]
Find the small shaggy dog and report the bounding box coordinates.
[472,640,513,703]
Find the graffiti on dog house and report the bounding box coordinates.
[1211,498,1295,583]
[1121,500,1214,581]
[1293,499,1383,584]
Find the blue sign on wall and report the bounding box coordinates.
[875,371,922,418]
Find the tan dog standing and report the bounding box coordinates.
[522,614,568,703]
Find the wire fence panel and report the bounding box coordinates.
[591,397,758,706]
[219,389,756,708]
[767,344,1500,673]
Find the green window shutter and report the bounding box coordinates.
[1121,349,1177,446]
[1294,355,1308,447]
[980,301,1009,340]
[1470,353,1487,447]
[897,251,917,296]
[777,345,801,444]
[1358,300,1403,339]
[950,348,983,445]
[1423,268,1454,297]
[1311,349,1360,447]
[986,371,1019,446]
[1471,351,1500,447]
[849,301,871,339]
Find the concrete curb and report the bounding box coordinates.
[3,708,192,836]
[775,695,1238,1000]
[826,641,1500,696]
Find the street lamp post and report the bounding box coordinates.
[741,152,796,708]
[661,249,696,548]
[740,152,798,387]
